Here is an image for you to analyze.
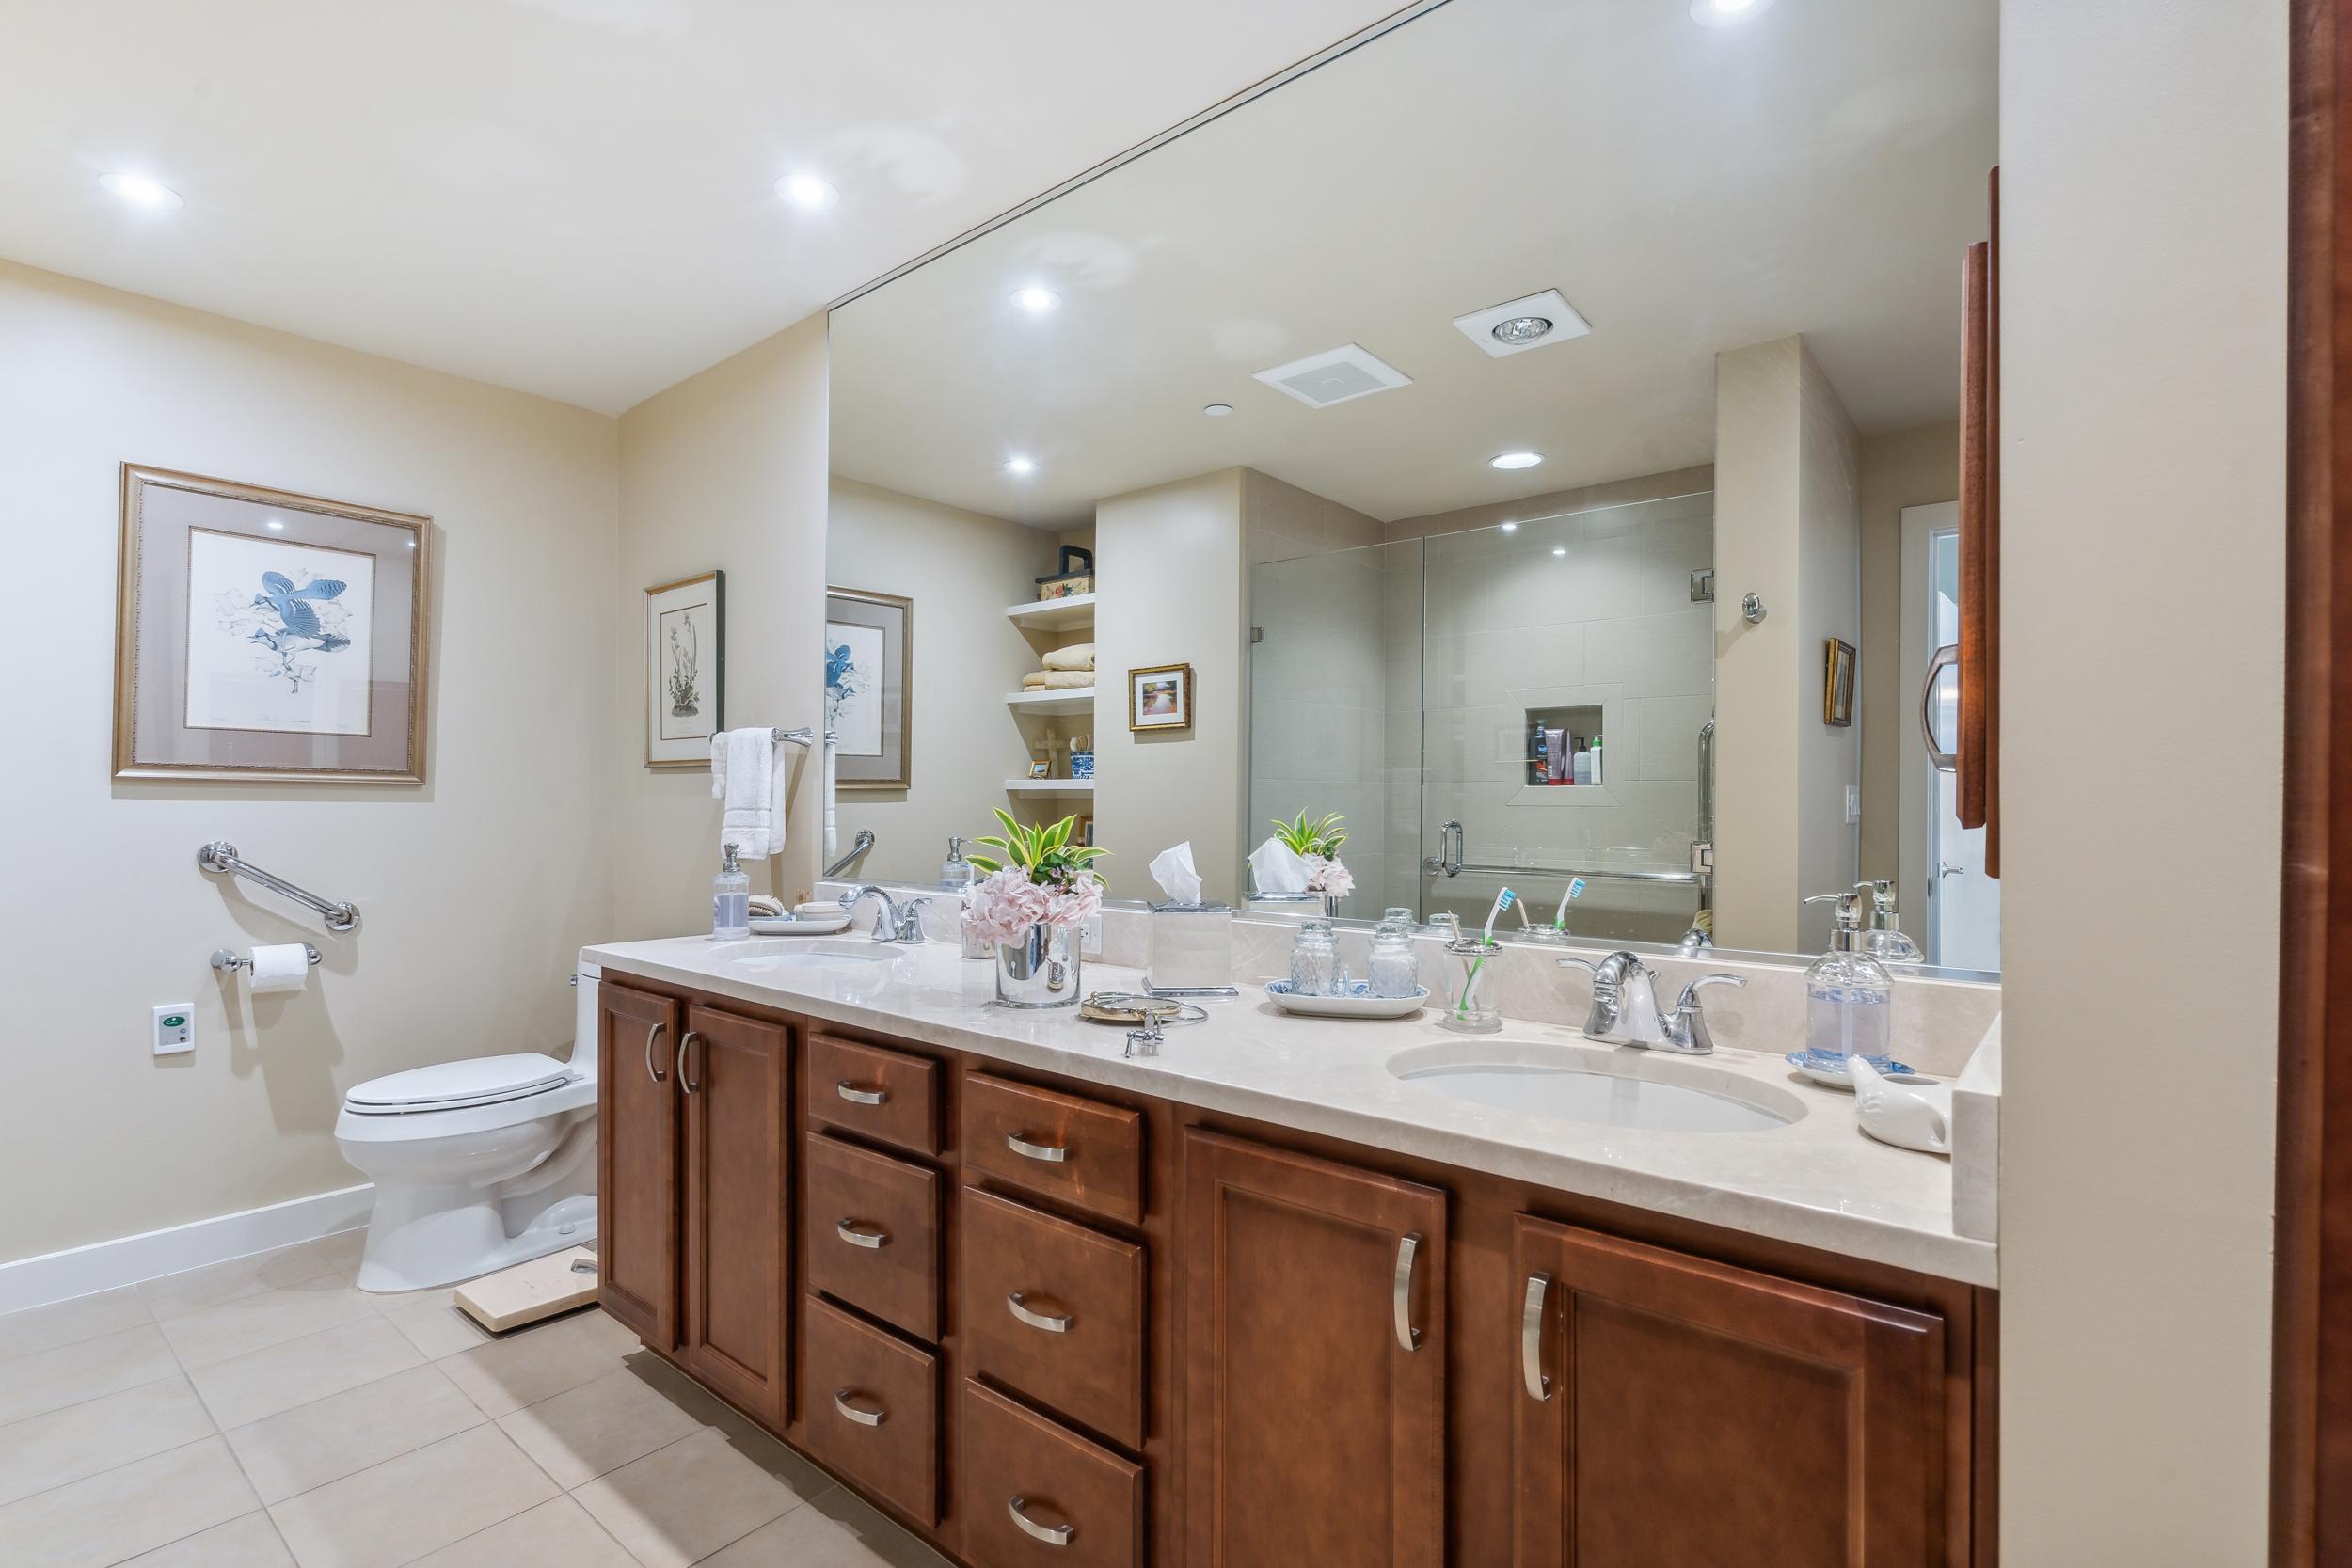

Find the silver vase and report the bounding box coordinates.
[994,922,1082,1008]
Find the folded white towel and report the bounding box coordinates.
[710,728,787,858]
[1043,641,1095,672]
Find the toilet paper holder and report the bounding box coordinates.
[211,944,323,975]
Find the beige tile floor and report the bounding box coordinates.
[0,1233,949,1568]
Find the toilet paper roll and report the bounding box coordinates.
[246,943,311,995]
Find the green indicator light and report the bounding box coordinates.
[163,1015,185,1029]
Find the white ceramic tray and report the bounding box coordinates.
[749,911,851,936]
[1264,980,1429,1020]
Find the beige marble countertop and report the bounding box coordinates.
[582,935,1996,1288]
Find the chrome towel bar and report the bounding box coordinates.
[198,841,359,932]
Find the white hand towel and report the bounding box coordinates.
[710,728,786,858]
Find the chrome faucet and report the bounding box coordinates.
[837,885,930,944]
[1557,951,1746,1053]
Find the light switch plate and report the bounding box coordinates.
[1844,784,1862,825]
[152,1003,195,1056]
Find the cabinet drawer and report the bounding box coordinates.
[802,1295,937,1528]
[961,1075,1143,1225]
[807,1034,940,1156]
[960,1189,1146,1449]
[803,1133,941,1340]
[957,1380,1142,1568]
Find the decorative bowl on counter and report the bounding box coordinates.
[1264,979,1429,1020]
[748,910,852,935]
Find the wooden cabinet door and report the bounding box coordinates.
[1512,1216,1947,1568]
[596,980,680,1349]
[1180,1130,1446,1568]
[680,1005,790,1424]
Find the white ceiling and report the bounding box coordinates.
[829,0,1998,527]
[0,0,1417,413]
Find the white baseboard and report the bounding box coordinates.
[0,1184,376,1315]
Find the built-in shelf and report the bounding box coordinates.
[1005,594,1096,632]
[1005,688,1096,717]
[1005,779,1094,796]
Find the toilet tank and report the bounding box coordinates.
[571,959,602,1083]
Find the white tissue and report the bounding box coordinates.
[246,944,310,995]
[1248,838,1311,895]
[1150,842,1203,905]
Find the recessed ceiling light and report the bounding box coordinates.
[1202,404,1233,418]
[776,173,838,209]
[1491,316,1553,347]
[1013,286,1058,314]
[264,516,285,531]
[1690,0,1774,25]
[1490,451,1544,470]
[1499,522,1518,533]
[1454,290,1591,357]
[100,171,182,209]
[1551,546,1568,557]
[1005,455,1037,476]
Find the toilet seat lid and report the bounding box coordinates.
[344,1053,572,1114]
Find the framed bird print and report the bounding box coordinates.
[644,570,725,768]
[113,465,430,783]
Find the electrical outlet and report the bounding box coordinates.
[152,1003,195,1057]
[1081,912,1104,959]
[1844,784,1862,825]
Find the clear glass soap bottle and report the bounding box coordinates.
[1801,886,1893,1064]
[711,842,751,941]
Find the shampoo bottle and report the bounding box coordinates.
[711,842,751,941]
[1801,886,1894,1064]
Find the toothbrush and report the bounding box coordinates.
[1551,877,1588,930]
[1461,888,1514,1018]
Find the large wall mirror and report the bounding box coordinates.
[825,0,2000,975]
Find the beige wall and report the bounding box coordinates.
[1792,344,1863,950]
[1093,468,1247,903]
[612,315,829,931]
[1856,422,1960,887]
[828,479,1057,884]
[1998,0,2283,1559]
[0,261,618,1262]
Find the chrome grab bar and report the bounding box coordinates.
[1393,1233,1423,1352]
[1919,643,1959,772]
[198,841,358,932]
[824,829,877,879]
[1436,861,1700,887]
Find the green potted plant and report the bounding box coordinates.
[964,810,1109,1007]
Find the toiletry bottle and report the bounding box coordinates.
[942,835,974,889]
[1572,741,1593,786]
[711,843,751,941]
[1547,728,1568,783]
[1800,887,1894,1063]
[1528,721,1548,785]
[1590,733,1605,786]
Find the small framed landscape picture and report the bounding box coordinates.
[113,465,430,783]
[1077,815,1095,847]
[1823,638,1858,728]
[1129,662,1193,732]
[1027,757,1052,780]
[645,571,724,768]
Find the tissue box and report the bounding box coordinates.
[1147,903,1237,997]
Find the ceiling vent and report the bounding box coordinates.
[1251,343,1413,408]
[1453,289,1593,358]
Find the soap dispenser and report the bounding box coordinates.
[941,835,976,890]
[711,842,751,941]
[1800,885,1894,1066]
[1855,879,1925,964]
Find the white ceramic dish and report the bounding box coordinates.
[750,911,852,936]
[1265,980,1430,1020]
[1782,1051,1931,1092]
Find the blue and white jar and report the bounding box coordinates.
[1070,747,1095,779]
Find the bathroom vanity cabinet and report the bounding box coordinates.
[596,970,1995,1568]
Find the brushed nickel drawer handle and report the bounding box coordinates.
[1522,1273,1553,1402]
[1392,1233,1423,1352]
[643,1021,668,1085]
[834,1219,890,1249]
[835,1081,888,1106]
[1007,1132,1069,1164]
[1008,1496,1074,1546]
[1008,1291,1073,1334]
[832,1389,886,1427]
[675,1030,703,1096]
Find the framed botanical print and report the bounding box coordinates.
[1824,637,1858,727]
[113,465,430,783]
[826,587,912,789]
[1129,662,1193,731]
[645,571,724,768]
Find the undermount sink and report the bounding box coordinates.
[710,939,900,974]
[1387,1041,1805,1134]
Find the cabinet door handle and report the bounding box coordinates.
[643,1021,668,1085]
[832,1389,886,1427]
[1008,1496,1074,1547]
[835,1081,887,1106]
[675,1030,703,1095]
[834,1219,890,1249]
[1006,1132,1069,1164]
[1392,1232,1423,1352]
[1521,1273,1554,1402]
[1008,1291,1073,1334]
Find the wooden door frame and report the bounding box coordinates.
[2278,0,2352,1560]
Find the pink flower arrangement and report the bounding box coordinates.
[1305,855,1355,898]
[964,864,1104,944]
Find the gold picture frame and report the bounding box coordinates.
[113,464,430,783]
[644,570,725,769]
[1129,662,1194,731]
[1824,638,1858,727]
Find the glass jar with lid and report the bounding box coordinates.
[1369,910,1420,999]
[1288,920,1340,997]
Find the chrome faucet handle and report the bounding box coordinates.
[893,897,932,943]
[1667,974,1746,1054]
[1558,952,1650,1041]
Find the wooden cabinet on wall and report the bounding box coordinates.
[596,973,1994,1568]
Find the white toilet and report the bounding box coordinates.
[334,961,602,1292]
